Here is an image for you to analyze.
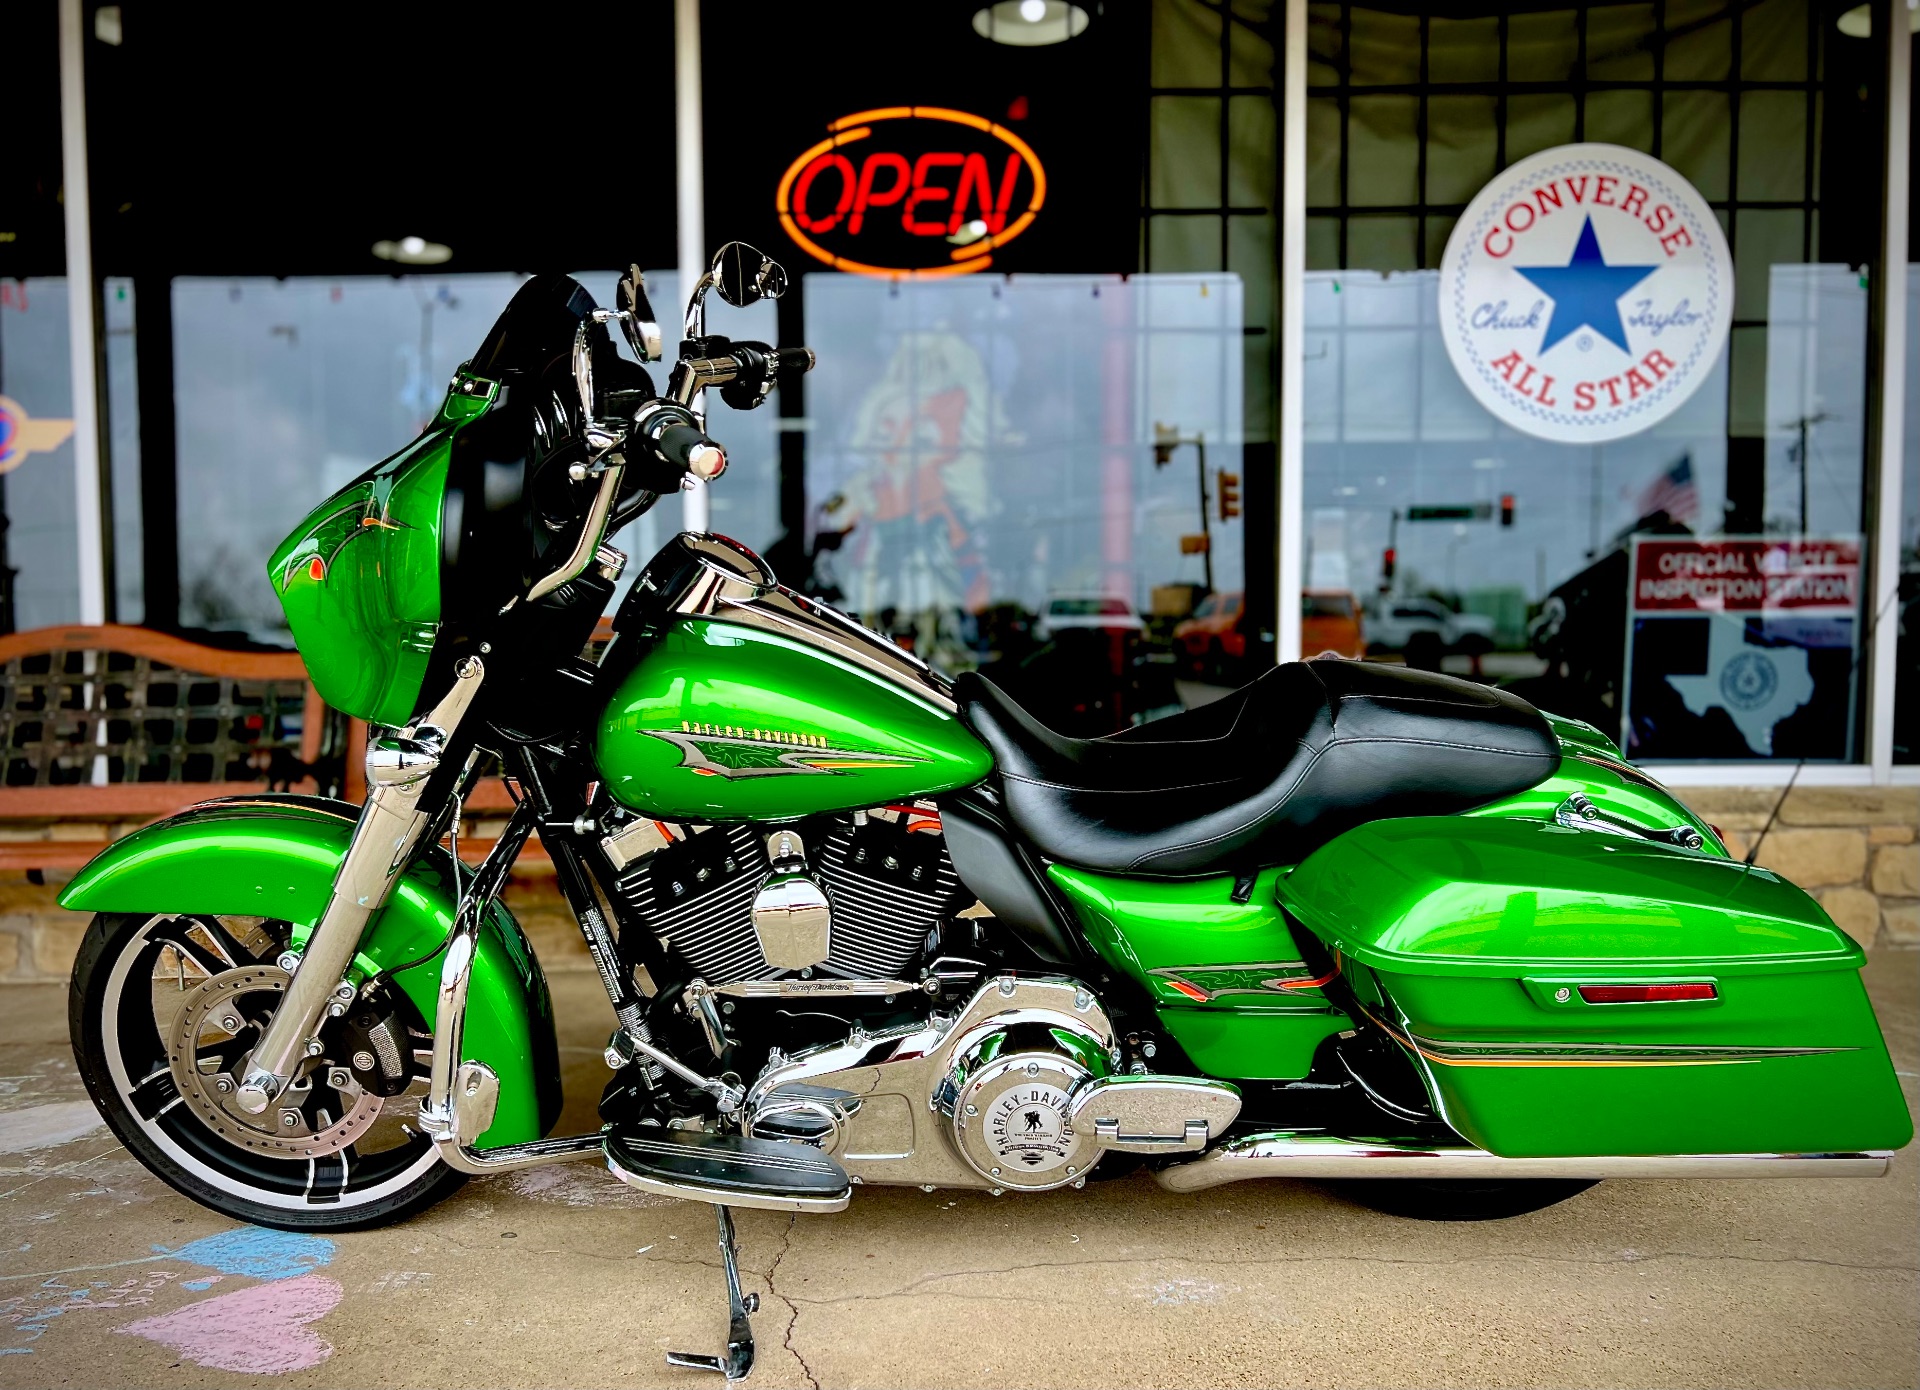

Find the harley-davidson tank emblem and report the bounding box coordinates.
[648,721,930,779]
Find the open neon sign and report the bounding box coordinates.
[776,107,1047,279]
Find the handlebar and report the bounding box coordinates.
[634,401,726,481]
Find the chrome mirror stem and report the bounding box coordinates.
[570,321,595,421]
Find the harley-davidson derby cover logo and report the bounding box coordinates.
[1438,143,1732,443]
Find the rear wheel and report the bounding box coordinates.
[1330,1178,1596,1221]
[70,911,465,1231]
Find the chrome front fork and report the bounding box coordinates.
[232,657,487,1115]
[415,799,602,1174]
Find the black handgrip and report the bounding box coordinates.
[634,402,727,481]
[767,346,816,376]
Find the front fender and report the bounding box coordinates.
[59,795,561,1149]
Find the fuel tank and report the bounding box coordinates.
[595,535,993,821]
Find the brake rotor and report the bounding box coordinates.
[167,965,382,1160]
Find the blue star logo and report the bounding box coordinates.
[1514,216,1656,355]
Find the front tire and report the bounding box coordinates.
[70,911,465,1231]
[1329,1178,1597,1221]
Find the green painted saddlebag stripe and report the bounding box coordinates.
[58,797,560,1148]
[1048,864,1348,1080]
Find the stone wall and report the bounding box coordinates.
[2,785,1913,983]
[1676,786,1917,953]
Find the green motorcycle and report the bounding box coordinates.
[62,244,1908,1381]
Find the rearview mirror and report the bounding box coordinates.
[615,265,665,362]
[712,242,789,308]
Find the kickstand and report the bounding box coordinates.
[667,1205,758,1382]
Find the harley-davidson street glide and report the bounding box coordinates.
[62,244,1910,1380]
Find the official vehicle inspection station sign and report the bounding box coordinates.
[1625,537,1862,759]
[1439,143,1733,443]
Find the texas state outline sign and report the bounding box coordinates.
[1438,143,1733,443]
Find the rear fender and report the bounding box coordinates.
[58,795,561,1148]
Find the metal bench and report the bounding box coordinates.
[0,621,619,874]
[0,624,349,872]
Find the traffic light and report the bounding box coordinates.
[1152,422,1178,466]
[1500,493,1515,527]
[1381,546,1397,583]
[1217,471,1241,521]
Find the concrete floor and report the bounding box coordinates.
[0,955,1912,1389]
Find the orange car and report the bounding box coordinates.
[1172,590,1247,673]
[1174,589,1366,674]
[1301,588,1365,658]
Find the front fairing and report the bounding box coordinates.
[270,274,657,727]
[269,383,494,727]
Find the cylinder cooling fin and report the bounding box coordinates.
[609,803,970,986]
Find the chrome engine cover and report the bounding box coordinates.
[743,976,1117,1191]
[941,1046,1098,1191]
[750,830,830,970]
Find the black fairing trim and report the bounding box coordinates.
[468,273,602,383]
[423,274,658,728]
[957,659,1559,875]
[938,790,1079,964]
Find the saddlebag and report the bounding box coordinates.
[1278,816,1911,1158]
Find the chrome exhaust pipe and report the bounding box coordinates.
[1152,1131,1894,1193]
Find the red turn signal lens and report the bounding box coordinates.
[1577,982,1717,1004]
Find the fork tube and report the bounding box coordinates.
[423,796,538,1131]
[235,658,486,1114]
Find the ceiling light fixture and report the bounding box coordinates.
[973,0,1090,46]
[372,236,453,266]
[1836,0,1918,36]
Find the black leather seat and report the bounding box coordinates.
[955,659,1559,876]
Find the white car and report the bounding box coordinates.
[1365,596,1496,654]
[1038,594,1145,638]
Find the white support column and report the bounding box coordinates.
[1866,5,1909,782]
[1275,0,1307,665]
[59,0,106,624]
[675,0,710,536]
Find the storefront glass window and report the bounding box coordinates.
[170,272,777,639]
[0,277,145,632]
[1897,268,1919,764]
[0,279,78,629]
[1303,0,1874,763]
[803,272,1244,729]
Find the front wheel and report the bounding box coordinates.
[1329,1178,1597,1221]
[70,911,465,1231]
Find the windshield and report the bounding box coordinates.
[467,273,604,382]
[1304,593,1353,618]
[1050,598,1130,616]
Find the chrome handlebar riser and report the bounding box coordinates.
[232,657,487,1115]
[527,455,626,602]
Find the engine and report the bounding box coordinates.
[608,804,970,987]
[743,974,1245,1193]
[599,806,1243,1195]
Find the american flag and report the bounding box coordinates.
[1633,453,1698,524]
